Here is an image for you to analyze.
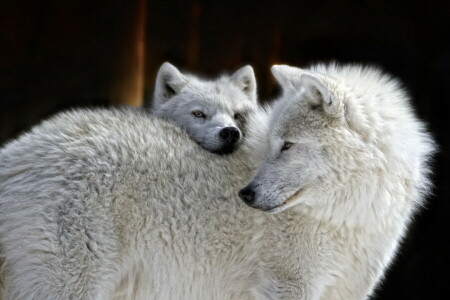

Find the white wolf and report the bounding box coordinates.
[0,63,434,300]
[151,62,257,154]
[239,63,435,298]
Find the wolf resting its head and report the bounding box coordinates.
[152,62,258,155]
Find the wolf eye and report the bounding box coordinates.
[192,110,206,118]
[234,113,242,120]
[281,141,293,151]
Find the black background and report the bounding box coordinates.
[1,1,449,298]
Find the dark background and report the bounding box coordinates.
[1,0,449,298]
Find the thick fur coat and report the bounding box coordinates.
[0,64,435,300]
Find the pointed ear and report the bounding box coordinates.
[154,62,188,101]
[271,65,307,87]
[230,65,257,103]
[300,74,339,116]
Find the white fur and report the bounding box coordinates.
[0,63,434,300]
[242,63,436,299]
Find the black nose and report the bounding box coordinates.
[238,186,255,205]
[219,127,240,144]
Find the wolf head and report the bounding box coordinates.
[239,64,434,224]
[152,62,257,154]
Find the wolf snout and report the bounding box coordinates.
[220,127,240,145]
[238,186,256,206]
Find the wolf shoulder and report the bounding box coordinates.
[0,108,190,168]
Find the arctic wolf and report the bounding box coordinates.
[151,62,257,154]
[0,64,434,300]
[239,63,435,298]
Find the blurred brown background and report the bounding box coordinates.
[1,0,449,298]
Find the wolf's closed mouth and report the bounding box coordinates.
[263,188,304,213]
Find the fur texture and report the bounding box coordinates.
[0,63,434,300]
[151,62,257,154]
[240,63,436,299]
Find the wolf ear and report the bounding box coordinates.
[154,62,188,101]
[271,65,307,87]
[231,65,257,103]
[300,74,339,116]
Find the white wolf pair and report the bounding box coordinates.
[0,62,435,299]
